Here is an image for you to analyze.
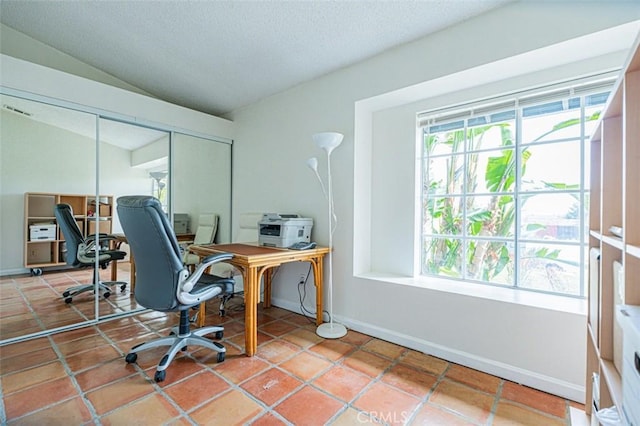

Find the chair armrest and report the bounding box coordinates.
[182,252,234,293]
[86,233,119,242]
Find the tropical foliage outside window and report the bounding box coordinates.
[421,87,611,297]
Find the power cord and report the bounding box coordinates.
[298,262,329,324]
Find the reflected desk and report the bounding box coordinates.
[112,234,134,289]
[188,243,330,356]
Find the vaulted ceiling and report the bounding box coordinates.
[0,0,512,117]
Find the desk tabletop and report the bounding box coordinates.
[189,243,329,263]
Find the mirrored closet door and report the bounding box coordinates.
[173,132,232,245]
[0,93,98,342]
[0,91,233,345]
[96,117,170,320]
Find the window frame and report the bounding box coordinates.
[418,76,615,298]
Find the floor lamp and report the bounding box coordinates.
[307,132,347,339]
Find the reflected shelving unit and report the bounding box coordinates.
[24,192,114,275]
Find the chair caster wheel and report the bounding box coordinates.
[125,353,137,363]
[120,284,126,292]
[31,268,43,276]
[64,297,72,304]
[103,292,111,299]
[62,291,70,297]
[154,370,166,382]
[215,331,223,340]
[181,346,187,352]
[217,352,225,363]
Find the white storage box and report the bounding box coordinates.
[29,223,56,241]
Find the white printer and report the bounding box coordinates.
[258,214,313,248]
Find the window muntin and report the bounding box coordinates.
[420,84,611,297]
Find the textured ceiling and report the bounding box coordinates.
[0,0,512,116]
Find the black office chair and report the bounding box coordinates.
[54,204,127,303]
[116,195,234,382]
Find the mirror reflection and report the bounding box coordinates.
[97,118,170,320]
[173,132,232,246]
[0,94,98,341]
[0,94,233,344]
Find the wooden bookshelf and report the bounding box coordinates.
[24,192,114,275]
[585,32,640,423]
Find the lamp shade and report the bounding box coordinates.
[149,171,168,181]
[312,132,343,155]
[306,157,319,172]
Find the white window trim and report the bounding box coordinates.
[417,75,615,298]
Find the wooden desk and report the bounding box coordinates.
[188,243,330,356]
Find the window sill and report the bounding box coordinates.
[357,272,587,316]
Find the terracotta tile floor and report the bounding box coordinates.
[0,266,141,342]
[0,269,586,425]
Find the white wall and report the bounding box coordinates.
[227,2,640,402]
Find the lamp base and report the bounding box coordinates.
[316,322,347,339]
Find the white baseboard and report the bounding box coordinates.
[1,267,29,277]
[270,296,585,403]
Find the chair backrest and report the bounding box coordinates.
[193,213,218,245]
[116,195,184,311]
[54,204,84,267]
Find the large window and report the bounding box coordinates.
[419,77,613,297]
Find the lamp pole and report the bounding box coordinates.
[310,132,347,339]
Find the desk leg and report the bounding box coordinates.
[111,260,118,282]
[263,269,272,308]
[244,266,258,356]
[197,302,206,328]
[110,240,120,282]
[129,252,136,292]
[313,256,324,326]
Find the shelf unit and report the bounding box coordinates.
[24,192,114,275]
[585,32,640,421]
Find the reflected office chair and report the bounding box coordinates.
[116,195,234,382]
[54,204,127,303]
[183,213,219,271]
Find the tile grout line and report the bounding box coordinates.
[0,358,7,425]
[3,330,103,425]
[89,315,190,424]
[311,340,414,425]
[402,359,453,426]
[2,291,582,426]
[486,378,505,425]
